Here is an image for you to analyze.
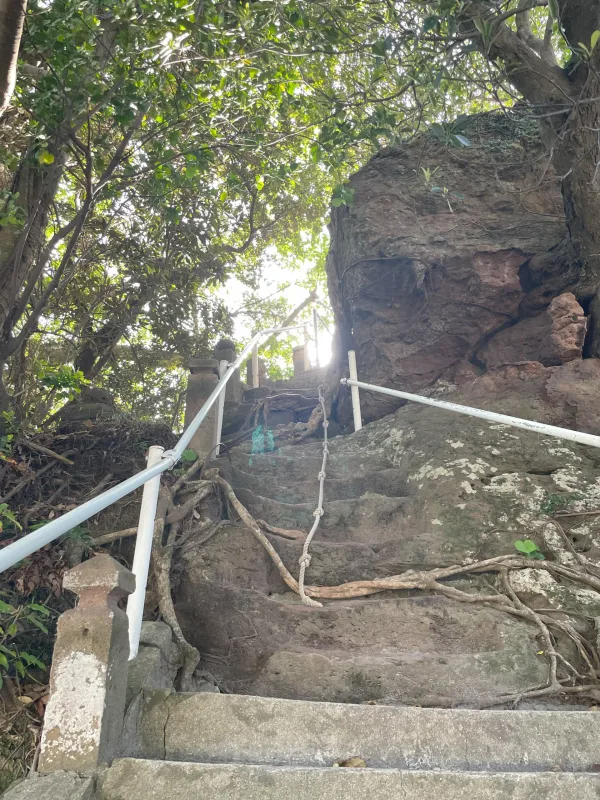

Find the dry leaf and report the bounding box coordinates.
[18,696,34,705]
[334,757,367,768]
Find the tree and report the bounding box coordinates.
[0,0,26,116]
[0,0,450,422]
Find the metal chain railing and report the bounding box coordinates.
[298,384,328,607]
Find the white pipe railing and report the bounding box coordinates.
[342,362,600,450]
[0,324,306,573]
[127,445,164,659]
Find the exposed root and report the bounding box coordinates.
[256,519,307,541]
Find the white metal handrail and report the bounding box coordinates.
[342,349,600,449]
[0,324,307,658]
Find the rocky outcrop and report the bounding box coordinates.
[480,293,587,368]
[326,112,587,424]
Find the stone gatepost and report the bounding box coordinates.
[214,338,242,406]
[38,554,135,775]
[293,344,310,376]
[184,357,218,459]
[246,355,267,387]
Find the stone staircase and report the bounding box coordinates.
[100,692,600,798]
[8,381,600,799]
[176,427,555,707]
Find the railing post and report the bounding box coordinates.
[303,325,311,371]
[252,342,260,388]
[313,305,319,368]
[39,555,134,774]
[126,445,163,660]
[348,350,363,432]
[211,359,228,459]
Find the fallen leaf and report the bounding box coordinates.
[18,696,34,705]
[334,757,367,768]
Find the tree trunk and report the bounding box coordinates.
[0,0,27,117]
[0,153,65,339]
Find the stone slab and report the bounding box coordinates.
[139,692,600,773]
[102,759,600,800]
[2,772,94,799]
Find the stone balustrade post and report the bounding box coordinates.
[38,554,135,775]
[214,338,242,406]
[246,354,267,387]
[184,357,219,459]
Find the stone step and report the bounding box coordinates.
[102,759,600,800]
[221,462,407,504]
[173,585,547,706]
[135,692,600,773]
[230,448,395,484]
[233,487,409,545]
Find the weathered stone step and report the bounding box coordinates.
[230,448,394,483]
[221,462,407,504]
[233,488,409,545]
[102,759,600,800]
[174,585,546,706]
[136,692,600,773]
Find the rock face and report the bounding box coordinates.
[480,293,587,368]
[325,112,588,424]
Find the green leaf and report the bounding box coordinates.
[422,15,439,33]
[514,539,539,554]
[180,449,198,462]
[0,600,16,614]
[548,0,560,20]
[14,660,25,678]
[27,603,50,616]
[26,616,48,634]
[37,151,55,165]
[0,653,8,668]
[453,134,471,147]
[591,30,600,53]
[20,652,46,669]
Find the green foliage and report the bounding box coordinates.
[37,364,89,403]
[0,504,21,534]
[0,596,50,688]
[0,191,26,228]
[514,539,545,560]
[430,116,472,148]
[540,493,583,514]
[0,411,18,459]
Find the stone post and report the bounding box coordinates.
[293,345,310,376]
[39,554,135,775]
[246,355,268,388]
[214,338,242,406]
[184,357,218,460]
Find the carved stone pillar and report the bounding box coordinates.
[293,345,310,376]
[214,338,242,406]
[246,355,267,387]
[184,357,218,459]
[38,554,135,774]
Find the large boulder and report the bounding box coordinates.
[325,112,586,424]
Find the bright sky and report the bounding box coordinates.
[216,265,333,368]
